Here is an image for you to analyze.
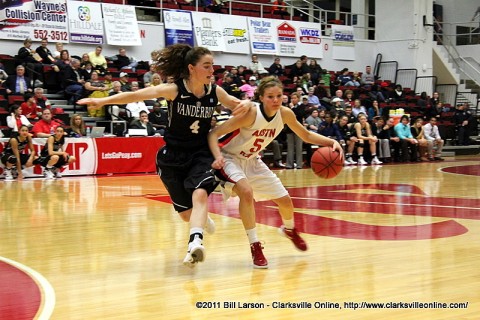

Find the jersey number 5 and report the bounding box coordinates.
[249,138,264,153]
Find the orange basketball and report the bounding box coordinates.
[311,147,344,179]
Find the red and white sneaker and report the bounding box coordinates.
[279,226,308,251]
[250,242,268,269]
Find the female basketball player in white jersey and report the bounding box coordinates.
[78,44,251,267]
[208,76,343,268]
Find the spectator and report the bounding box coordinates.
[360,65,375,88]
[6,104,33,134]
[0,63,8,84]
[269,57,284,77]
[351,99,366,118]
[249,54,268,75]
[307,87,320,108]
[1,125,36,181]
[52,42,64,60]
[318,111,342,141]
[4,65,33,95]
[84,71,110,117]
[390,84,407,102]
[130,110,156,136]
[343,89,354,108]
[272,0,289,18]
[285,92,307,169]
[394,115,418,162]
[119,72,132,92]
[67,114,86,137]
[125,82,149,119]
[34,87,52,110]
[239,76,258,99]
[80,53,91,68]
[80,62,94,81]
[454,103,475,146]
[20,93,41,120]
[221,73,240,97]
[305,109,322,132]
[17,38,43,86]
[410,117,429,161]
[429,91,440,109]
[148,102,168,136]
[289,60,309,83]
[113,48,138,72]
[337,115,356,164]
[35,38,56,64]
[62,59,85,105]
[367,100,382,120]
[337,68,359,87]
[308,59,322,85]
[143,64,157,86]
[32,109,62,138]
[423,117,445,160]
[88,45,107,75]
[55,49,71,71]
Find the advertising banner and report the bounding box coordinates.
[102,3,141,46]
[332,25,355,60]
[191,11,225,51]
[163,9,194,46]
[247,17,277,55]
[220,14,249,54]
[67,1,104,44]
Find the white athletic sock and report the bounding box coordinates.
[246,228,259,244]
[190,227,203,238]
[282,219,294,230]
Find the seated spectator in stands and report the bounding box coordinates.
[149,73,162,87]
[229,66,243,87]
[410,117,429,161]
[119,72,132,92]
[80,53,90,68]
[148,102,168,136]
[330,97,344,116]
[305,109,322,132]
[249,54,268,75]
[88,45,107,75]
[130,110,155,136]
[35,126,76,179]
[429,91,440,109]
[307,87,320,109]
[143,64,157,87]
[337,115,356,165]
[423,117,444,160]
[236,65,247,82]
[337,68,360,87]
[4,65,33,95]
[1,125,36,181]
[454,103,475,146]
[52,42,64,60]
[367,100,382,120]
[35,38,56,65]
[352,99,366,119]
[394,115,418,162]
[428,101,444,120]
[269,57,284,77]
[239,76,258,99]
[371,117,392,163]
[80,62,93,81]
[17,38,43,86]
[33,87,52,110]
[113,48,138,72]
[207,0,226,13]
[84,71,110,117]
[360,65,375,88]
[125,82,149,119]
[318,112,342,141]
[55,49,71,71]
[32,109,62,138]
[62,59,85,105]
[343,89,354,108]
[353,113,382,165]
[309,59,322,85]
[67,114,86,137]
[314,81,331,108]
[0,63,8,84]
[390,84,407,102]
[20,93,41,120]
[272,0,289,18]
[6,104,33,134]
[221,73,240,97]
[289,60,309,83]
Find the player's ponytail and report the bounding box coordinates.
[156,44,212,81]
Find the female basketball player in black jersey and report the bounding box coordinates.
[1,125,37,181]
[78,44,251,267]
[35,126,76,179]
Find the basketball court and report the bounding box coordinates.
[0,157,479,319]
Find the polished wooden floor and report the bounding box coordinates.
[1,156,480,319]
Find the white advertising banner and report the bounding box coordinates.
[67,1,104,44]
[102,3,141,46]
[332,24,355,60]
[276,20,322,58]
[163,9,194,46]
[247,17,277,55]
[191,11,225,51]
[0,0,68,42]
[220,14,249,54]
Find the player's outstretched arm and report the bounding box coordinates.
[215,86,252,117]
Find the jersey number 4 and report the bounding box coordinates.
[190,120,200,134]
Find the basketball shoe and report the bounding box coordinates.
[371,157,383,165]
[4,168,14,181]
[279,226,308,251]
[183,235,205,268]
[250,242,268,269]
[53,167,63,178]
[44,168,56,180]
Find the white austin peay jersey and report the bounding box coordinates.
[219,103,284,159]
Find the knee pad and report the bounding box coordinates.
[358,143,365,148]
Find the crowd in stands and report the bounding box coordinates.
[1,38,478,179]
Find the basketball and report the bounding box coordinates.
[311,147,343,179]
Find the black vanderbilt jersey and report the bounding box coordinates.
[164,79,218,149]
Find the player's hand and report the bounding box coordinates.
[331,140,344,157]
[77,98,104,108]
[17,173,24,180]
[231,99,251,117]
[211,156,225,170]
